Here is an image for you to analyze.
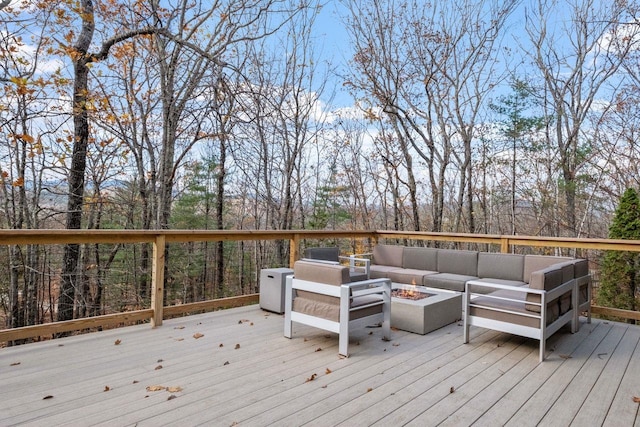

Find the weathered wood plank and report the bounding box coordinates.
[570,324,640,426]
[1,307,639,426]
[468,320,612,426]
[505,321,626,426]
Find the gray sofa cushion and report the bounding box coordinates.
[303,247,340,262]
[526,266,564,313]
[523,255,572,284]
[424,273,478,292]
[472,277,527,288]
[436,249,478,276]
[403,247,438,271]
[387,268,438,285]
[373,244,404,267]
[477,253,524,282]
[369,264,403,279]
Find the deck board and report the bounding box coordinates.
[1,305,639,426]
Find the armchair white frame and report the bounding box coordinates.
[284,261,391,357]
[463,279,577,362]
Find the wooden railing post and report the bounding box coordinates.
[151,234,166,327]
[500,237,510,253]
[289,233,300,268]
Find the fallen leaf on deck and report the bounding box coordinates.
[219,343,224,347]
[155,365,163,370]
[157,359,163,363]
[305,373,317,383]
[234,343,241,349]
[166,386,183,393]
[114,339,121,345]
[224,361,230,365]
[174,338,184,341]
[193,333,204,339]
[174,326,185,330]
[133,380,139,384]
[10,362,20,366]
[321,385,328,388]
[633,396,640,403]
[559,354,572,359]
[146,385,166,392]
[315,347,322,352]
[367,388,373,392]
[382,337,391,342]
[450,386,455,393]
[42,395,53,400]
[325,368,332,374]
[167,395,177,401]
[392,343,400,347]
[369,332,373,335]
[104,386,111,392]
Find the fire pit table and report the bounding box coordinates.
[391,283,462,335]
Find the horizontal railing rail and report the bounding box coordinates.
[0,229,638,343]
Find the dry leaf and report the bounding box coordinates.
[367,388,373,392]
[104,386,111,392]
[174,326,185,330]
[175,338,184,341]
[392,343,400,347]
[157,359,163,363]
[633,396,640,403]
[219,343,224,347]
[167,395,177,401]
[133,380,139,384]
[321,385,328,389]
[155,365,163,370]
[559,354,572,359]
[305,373,317,383]
[42,395,53,400]
[114,339,121,345]
[234,344,240,349]
[315,348,322,352]
[146,385,166,392]
[166,386,183,393]
[325,368,332,374]
[10,362,20,366]
[250,322,254,326]
[450,386,455,394]
[223,361,230,365]
[193,333,204,339]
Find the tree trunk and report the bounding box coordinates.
[58,0,95,322]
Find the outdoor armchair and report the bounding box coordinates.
[284,260,391,357]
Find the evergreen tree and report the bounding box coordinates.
[597,188,640,319]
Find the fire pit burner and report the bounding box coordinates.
[391,287,434,301]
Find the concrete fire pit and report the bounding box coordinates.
[391,284,462,335]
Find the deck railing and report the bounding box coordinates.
[1,229,639,343]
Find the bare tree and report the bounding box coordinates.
[524,0,639,236]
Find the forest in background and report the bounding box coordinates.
[1,0,640,331]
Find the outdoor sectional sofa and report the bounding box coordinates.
[366,244,592,361]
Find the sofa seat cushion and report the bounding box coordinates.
[370,265,403,279]
[387,268,438,285]
[293,293,383,322]
[469,289,560,327]
[424,273,478,292]
[471,277,527,288]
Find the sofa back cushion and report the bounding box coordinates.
[294,260,348,307]
[523,255,572,284]
[303,247,340,262]
[572,259,589,277]
[373,244,404,268]
[526,265,564,313]
[436,249,478,276]
[477,253,524,282]
[294,260,349,285]
[403,247,438,270]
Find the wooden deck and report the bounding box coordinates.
[1,305,639,426]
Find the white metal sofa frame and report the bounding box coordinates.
[463,277,577,362]
[284,260,391,357]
